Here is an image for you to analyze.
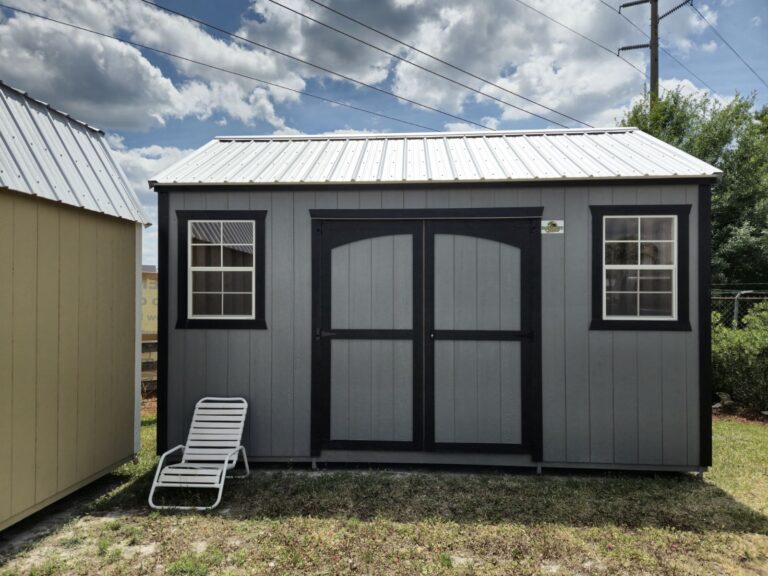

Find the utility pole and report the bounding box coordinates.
[650,0,659,103]
[619,0,692,110]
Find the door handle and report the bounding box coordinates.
[314,330,336,340]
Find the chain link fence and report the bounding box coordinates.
[712,289,768,327]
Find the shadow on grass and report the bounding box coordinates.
[108,466,768,537]
[6,411,764,560]
[95,412,768,535]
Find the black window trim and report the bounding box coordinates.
[176,210,267,330]
[590,204,691,331]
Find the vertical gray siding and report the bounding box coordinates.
[164,183,701,467]
[432,234,523,444]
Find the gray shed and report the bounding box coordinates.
[150,128,720,472]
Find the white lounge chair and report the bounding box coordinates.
[149,397,250,510]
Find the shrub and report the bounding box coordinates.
[712,302,768,411]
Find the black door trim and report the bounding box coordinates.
[311,219,424,455]
[424,218,543,458]
[431,330,533,341]
[311,211,543,461]
[310,207,543,220]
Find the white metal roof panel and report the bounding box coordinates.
[355,138,385,182]
[150,128,722,187]
[380,138,403,182]
[0,80,149,224]
[402,138,424,181]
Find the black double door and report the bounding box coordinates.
[311,216,541,458]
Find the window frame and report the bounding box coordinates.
[177,210,267,330]
[590,205,691,331]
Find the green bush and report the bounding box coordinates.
[712,302,768,411]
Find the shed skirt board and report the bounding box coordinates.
[311,216,542,458]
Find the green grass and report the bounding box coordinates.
[1,415,767,575]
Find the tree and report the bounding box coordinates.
[619,90,768,285]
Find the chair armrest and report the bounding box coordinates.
[222,447,240,467]
[153,445,186,483]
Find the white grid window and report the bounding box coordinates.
[188,220,255,319]
[603,215,677,320]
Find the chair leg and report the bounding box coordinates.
[148,481,160,510]
[209,482,225,510]
[228,446,250,479]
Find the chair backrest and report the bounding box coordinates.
[183,397,248,464]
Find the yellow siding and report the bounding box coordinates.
[0,190,138,531]
[36,203,60,502]
[57,209,80,491]
[95,217,113,472]
[77,214,97,480]
[116,223,137,457]
[0,192,13,522]
[12,199,37,516]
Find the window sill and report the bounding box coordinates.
[176,318,268,330]
[589,319,691,331]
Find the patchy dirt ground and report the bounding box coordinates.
[0,415,766,575]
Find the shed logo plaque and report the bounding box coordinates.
[541,220,564,234]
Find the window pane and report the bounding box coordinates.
[223,245,254,267]
[640,293,672,317]
[639,270,672,292]
[191,222,221,244]
[193,293,221,315]
[605,242,638,265]
[223,222,253,245]
[606,292,637,316]
[641,217,674,240]
[192,271,222,292]
[192,245,221,267]
[640,242,674,265]
[223,271,252,292]
[224,294,252,316]
[605,218,638,241]
[606,269,638,291]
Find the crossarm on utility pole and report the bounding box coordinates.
[619,0,649,12]
[618,0,659,108]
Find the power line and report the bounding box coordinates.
[509,0,649,79]
[598,0,716,92]
[689,3,767,89]
[138,0,493,131]
[267,0,577,128]
[0,3,441,132]
[303,0,593,128]
[598,0,646,35]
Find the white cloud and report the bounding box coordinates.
[238,0,663,127]
[701,40,718,53]
[588,77,732,127]
[107,135,194,264]
[0,0,302,131]
[751,16,762,27]
[0,0,730,136]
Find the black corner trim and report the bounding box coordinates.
[309,207,544,220]
[176,210,267,331]
[157,193,169,455]
[698,185,713,467]
[589,204,692,332]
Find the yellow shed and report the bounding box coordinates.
[0,80,149,530]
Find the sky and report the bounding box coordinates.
[0,0,766,265]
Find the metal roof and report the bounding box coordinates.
[0,80,149,224]
[150,128,721,188]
